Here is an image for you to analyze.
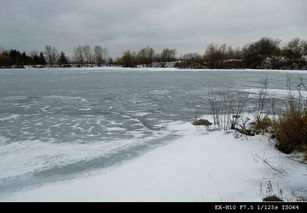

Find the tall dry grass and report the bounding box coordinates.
[273,109,307,154]
[206,76,307,155]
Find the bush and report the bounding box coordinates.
[273,109,307,154]
[0,54,12,66]
[251,117,273,135]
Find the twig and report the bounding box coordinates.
[263,159,287,174]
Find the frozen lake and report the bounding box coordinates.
[0,68,306,196]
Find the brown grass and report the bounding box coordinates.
[272,109,307,154]
[251,117,273,135]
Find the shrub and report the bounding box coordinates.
[251,117,273,135]
[273,109,307,154]
[0,54,12,66]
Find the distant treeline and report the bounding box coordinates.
[0,37,306,69]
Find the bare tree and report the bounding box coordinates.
[94,45,108,66]
[159,48,176,63]
[137,46,155,66]
[82,45,93,65]
[73,45,84,65]
[182,52,202,63]
[204,43,226,68]
[44,45,59,66]
[120,50,137,67]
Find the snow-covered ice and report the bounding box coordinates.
[242,88,307,99]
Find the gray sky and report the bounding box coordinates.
[0,0,306,57]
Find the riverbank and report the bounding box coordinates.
[1,122,306,202]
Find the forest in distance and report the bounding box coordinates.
[0,37,307,70]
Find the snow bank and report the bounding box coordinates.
[1,122,306,202]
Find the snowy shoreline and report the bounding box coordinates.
[1,122,306,202]
[0,67,307,74]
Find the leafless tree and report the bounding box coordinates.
[94,45,108,66]
[73,45,84,65]
[159,48,176,62]
[182,53,203,63]
[82,45,93,65]
[120,50,137,67]
[137,46,155,66]
[44,45,59,66]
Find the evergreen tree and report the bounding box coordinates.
[9,50,22,65]
[39,52,46,65]
[58,52,68,65]
[31,52,40,65]
[21,52,30,65]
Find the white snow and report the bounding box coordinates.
[1,122,306,202]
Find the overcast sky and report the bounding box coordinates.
[0,0,306,57]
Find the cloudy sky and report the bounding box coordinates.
[0,0,306,57]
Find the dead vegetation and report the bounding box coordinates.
[194,76,307,158]
[273,109,307,154]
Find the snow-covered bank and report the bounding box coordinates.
[1,122,306,202]
[1,67,307,74]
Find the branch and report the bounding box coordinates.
[263,159,287,174]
